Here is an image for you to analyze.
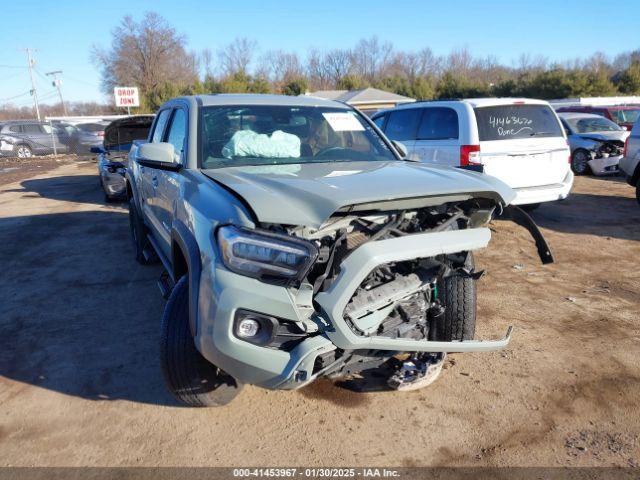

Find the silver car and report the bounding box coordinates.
[558,112,630,176]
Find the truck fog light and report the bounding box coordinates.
[237,318,261,338]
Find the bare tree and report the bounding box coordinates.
[584,52,610,74]
[350,36,394,80]
[306,49,329,89]
[91,12,198,95]
[324,49,353,85]
[394,48,441,79]
[201,48,214,78]
[515,53,548,72]
[306,48,352,89]
[444,47,474,75]
[218,38,257,76]
[258,50,304,86]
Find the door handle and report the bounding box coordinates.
[152,176,159,188]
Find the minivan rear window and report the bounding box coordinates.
[474,105,563,141]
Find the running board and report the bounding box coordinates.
[157,271,174,300]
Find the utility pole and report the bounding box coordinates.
[46,70,67,116]
[23,48,41,121]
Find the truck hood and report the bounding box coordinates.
[203,161,515,228]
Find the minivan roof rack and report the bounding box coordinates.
[412,98,462,104]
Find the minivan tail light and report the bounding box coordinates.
[566,139,572,164]
[460,145,481,166]
[623,136,630,158]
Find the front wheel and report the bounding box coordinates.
[636,180,640,206]
[571,149,592,175]
[160,276,243,407]
[430,252,476,341]
[16,144,32,158]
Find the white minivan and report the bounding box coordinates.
[372,98,574,207]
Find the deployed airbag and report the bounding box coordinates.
[222,130,300,159]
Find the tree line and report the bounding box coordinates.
[90,12,640,112]
[3,12,640,119]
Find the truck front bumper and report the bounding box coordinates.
[196,228,512,390]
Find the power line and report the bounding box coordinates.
[0,71,26,83]
[0,91,32,102]
[3,89,58,108]
[63,73,98,88]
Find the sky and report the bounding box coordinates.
[1,0,639,106]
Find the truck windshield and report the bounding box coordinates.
[474,104,563,141]
[609,109,640,124]
[199,105,396,169]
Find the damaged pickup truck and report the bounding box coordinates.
[126,94,553,406]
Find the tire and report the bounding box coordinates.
[636,180,640,206]
[571,149,592,175]
[520,203,540,212]
[160,276,243,407]
[16,144,32,158]
[128,197,154,265]
[430,252,476,341]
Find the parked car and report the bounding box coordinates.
[93,115,155,201]
[371,98,573,209]
[556,105,640,131]
[74,122,109,153]
[620,117,640,204]
[0,121,70,157]
[557,112,629,175]
[125,94,554,406]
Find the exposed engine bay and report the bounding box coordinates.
[263,198,500,390]
[582,137,624,160]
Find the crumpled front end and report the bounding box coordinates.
[195,196,514,390]
[314,227,511,354]
[576,137,626,176]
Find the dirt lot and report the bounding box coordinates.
[0,155,82,187]
[0,160,639,468]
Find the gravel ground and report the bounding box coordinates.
[0,155,92,186]
[0,162,638,467]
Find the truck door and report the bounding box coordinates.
[153,107,187,260]
[138,108,172,245]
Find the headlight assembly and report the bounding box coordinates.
[217,225,318,284]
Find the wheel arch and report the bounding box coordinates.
[631,161,640,187]
[171,220,202,337]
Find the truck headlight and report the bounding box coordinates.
[217,225,318,283]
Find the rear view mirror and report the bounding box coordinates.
[137,142,181,171]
